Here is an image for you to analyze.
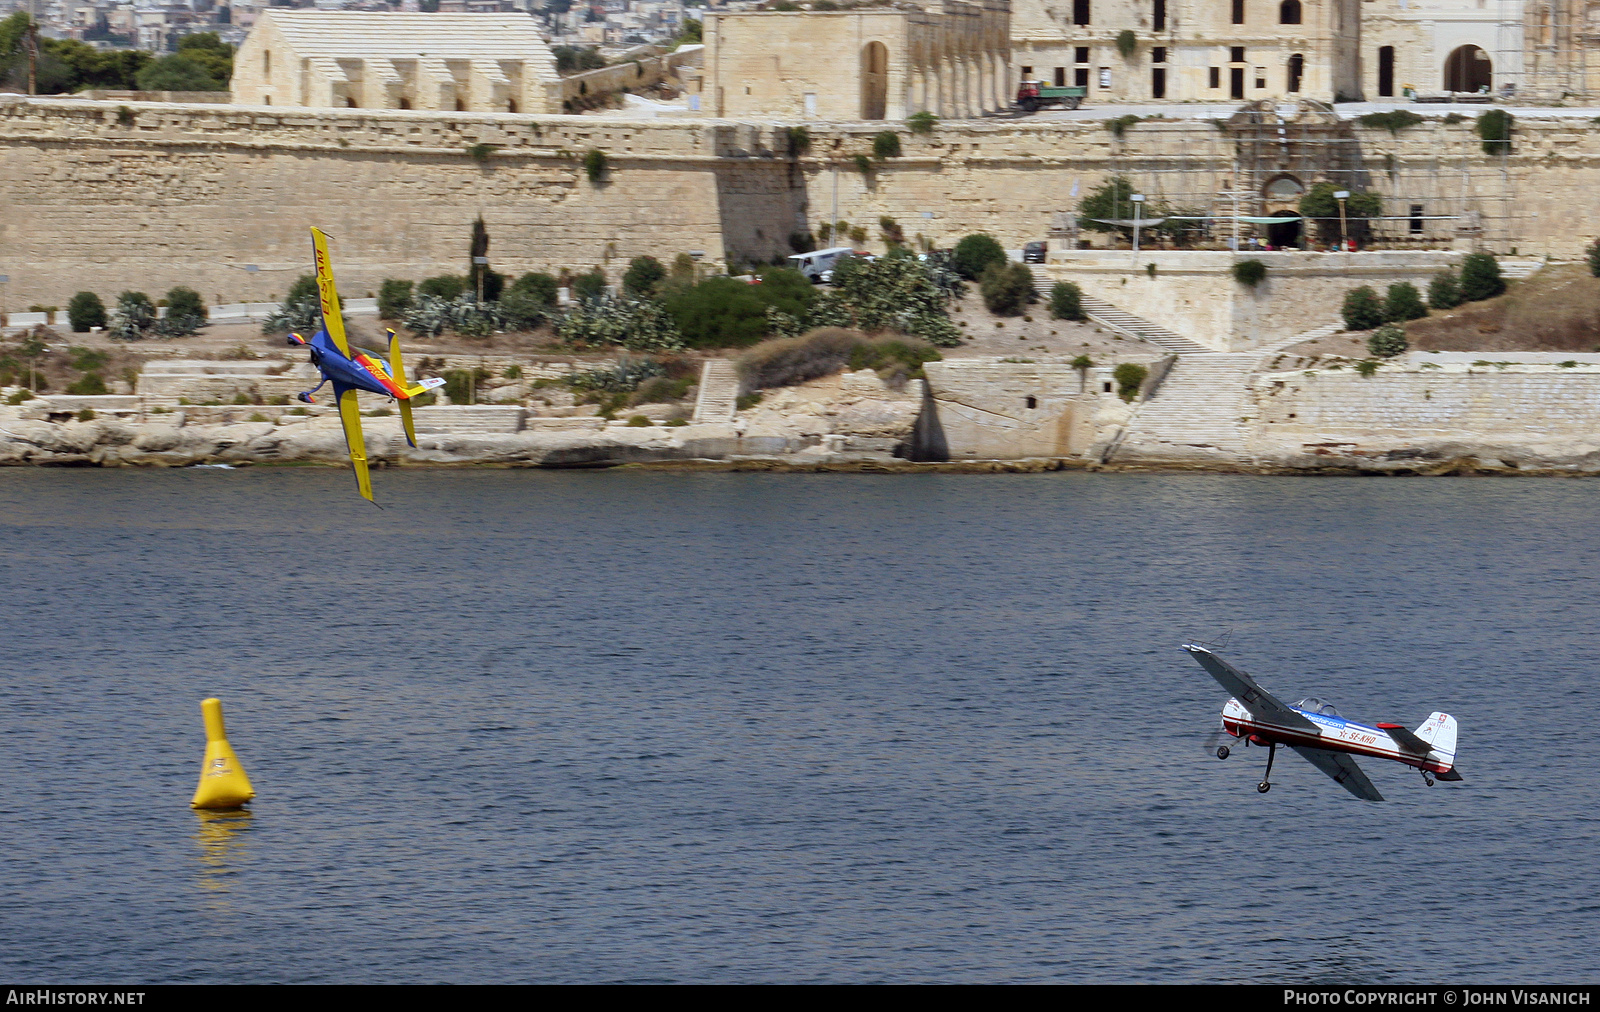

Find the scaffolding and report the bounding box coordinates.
[1094,101,1519,252]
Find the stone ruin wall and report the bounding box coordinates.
[2,96,1597,307]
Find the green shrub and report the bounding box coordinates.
[853,153,872,174]
[66,373,108,395]
[110,290,157,340]
[1587,239,1600,278]
[786,125,811,153]
[1299,183,1383,244]
[418,275,468,301]
[907,111,938,134]
[950,233,1008,281]
[249,413,269,423]
[737,328,862,388]
[1477,109,1513,155]
[378,279,415,320]
[1354,359,1382,377]
[1232,259,1267,287]
[1050,281,1086,321]
[665,276,772,348]
[511,272,560,306]
[503,364,523,380]
[1427,270,1463,310]
[1105,114,1142,139]
[1341,286,1385,331]
[66,292,107,332]
[626,414,652,427]
[872,131,901,160]
[1357,110,1424,135]
[1383,282,1428,322]
[1115,29,1137,59]
[571,269,607,302]
[1368,324,1409,358]
[465,142,498,163]
[1460,252,1506,302]
[165,286,206,321]
[736,392,764,411]
[623,256,666,297]
[1113,362,1148,402]
[584,148,608,182]
[979,262,1035,316]
[76,408,97,422]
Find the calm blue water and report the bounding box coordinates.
[1,468,1596,983]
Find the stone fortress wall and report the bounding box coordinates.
[2,95,1598,306]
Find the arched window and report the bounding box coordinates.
[1287,53,1304,92]
[398,97,411,109]
[1280,0,1301,24]
[507,98,518,113]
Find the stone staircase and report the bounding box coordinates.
[1109,353,1261,465]
[1031,281,1213,354]
[410,405,526,434]
[693,359,740,423]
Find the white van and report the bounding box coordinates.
[786,246,857,284]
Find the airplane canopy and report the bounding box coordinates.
[1296,696,1341,716]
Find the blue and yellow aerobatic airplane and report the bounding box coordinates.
[287,227,444,502]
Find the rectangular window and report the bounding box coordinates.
[1209,67,1220,89]
[1154,0,1167,31]
[1075,67,1090,87]
[1378,46,1395,97]
[1230,47,1245,63]
[1075,47,1090,64]
[1021,65,1034,77]
[1255,68,1266,89]
[1073,0,1091,25]
[1410,204,1425,234]
[1230,66,1245,98]
[1152,67,1167,98]
[1153,47,1167,63]
[1054,67,1066,86]
[1232,0,1245,24]
[1099,67,1112,89]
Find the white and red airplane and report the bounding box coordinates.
[1185,643,1462,801]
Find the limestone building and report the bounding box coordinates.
[701,3,1013,121]
[1361,0,1523,100]
[1008,0,1362,103]
[1521,0,1600,100]
[230,11,562,113]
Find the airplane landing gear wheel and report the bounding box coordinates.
[1217,746,1231,760]
[1423,773,1435,787]
[1257,781,1272,793]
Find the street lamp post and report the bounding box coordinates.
[1130,193,1145,268]
[1334,190,1351,251]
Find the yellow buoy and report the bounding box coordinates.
[190,697,256,810]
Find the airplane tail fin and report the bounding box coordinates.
[1417,712,1462,779]
[387,329,419,448]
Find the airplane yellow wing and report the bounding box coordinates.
[335,385,374,502]
[310,226,351,359]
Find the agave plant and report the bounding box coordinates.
[261,296,321,336]
[107,292,157,341]
[151,313,204,338]
[567,356,667,394]
[402,295,505,338]
[556,294,684,352]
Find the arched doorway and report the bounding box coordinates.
[1261,175,1305,248]
[1444,45,1492,93]
[1265,209,1302,248]
[862,42,889,120]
